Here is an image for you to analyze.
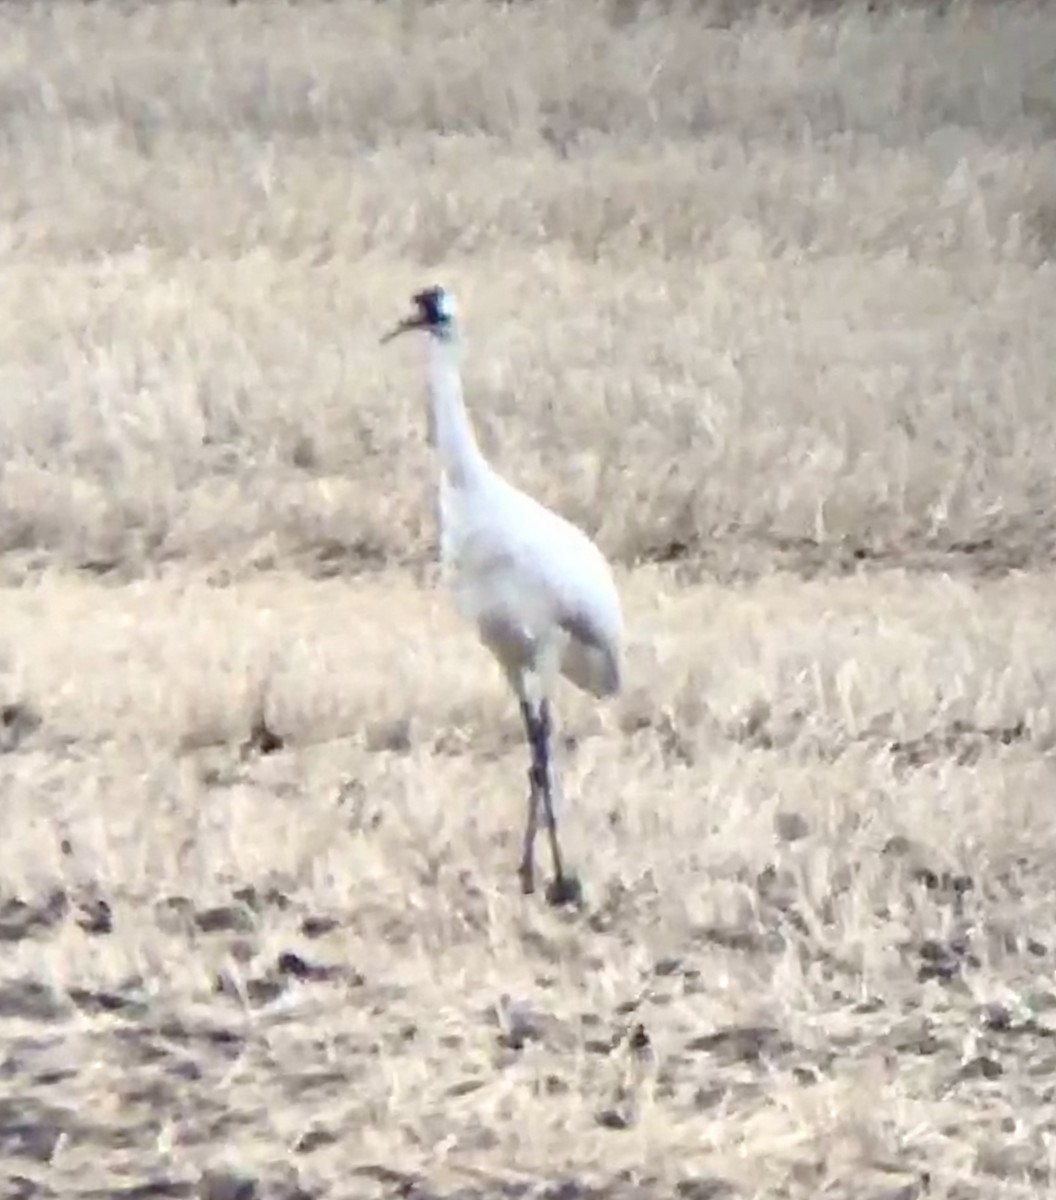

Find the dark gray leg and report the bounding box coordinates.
[518,699,541,895]
[533,699,568,887]
[520,698,581,906]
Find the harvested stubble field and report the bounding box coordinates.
[0,0,1055,1197]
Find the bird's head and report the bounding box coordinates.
[380,286,457,344]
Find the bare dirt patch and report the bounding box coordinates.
[0,569,1053,1196]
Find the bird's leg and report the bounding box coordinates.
[532,700,583,907]
[518,699,541,895]
[518,697,581,906]
[532,698,569,889]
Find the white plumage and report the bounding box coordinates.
[382,286,623,904]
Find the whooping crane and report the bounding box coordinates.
[381,286,623,906]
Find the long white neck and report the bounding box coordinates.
[425,331,488,489]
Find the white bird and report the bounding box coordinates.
[381,286,623,905]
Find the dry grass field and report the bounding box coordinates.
[0,0,1055,1197]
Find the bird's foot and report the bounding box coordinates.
[518,861,536,896]
[545,872,584,908]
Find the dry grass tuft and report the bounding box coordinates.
[0,0,1053,580]
[4,569,1056,1198]
[0,1,1054,1197]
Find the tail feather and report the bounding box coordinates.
[561,637,621,699]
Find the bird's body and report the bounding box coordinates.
[382,286,623,903]
[439,465,622,703]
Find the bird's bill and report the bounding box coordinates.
[379,314,425,345]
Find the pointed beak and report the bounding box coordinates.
[379,314,424,345]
